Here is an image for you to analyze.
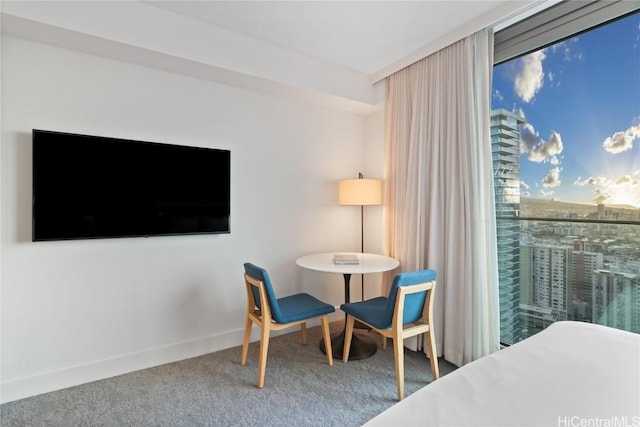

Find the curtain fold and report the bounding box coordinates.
[383,28,500,366]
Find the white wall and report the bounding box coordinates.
[0,35,385,403]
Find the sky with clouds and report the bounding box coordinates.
[492,11,640,208]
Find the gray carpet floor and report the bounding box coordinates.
[0,321,456,426]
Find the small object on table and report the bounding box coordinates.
[333,253,360,265]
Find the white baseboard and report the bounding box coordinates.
[1,312,343,404]
[1,327,244,404]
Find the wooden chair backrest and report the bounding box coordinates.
[244,273,273,323]
[391,280,436,331]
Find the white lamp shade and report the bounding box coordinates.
[338,178,382,206]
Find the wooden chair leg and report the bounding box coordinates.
[320,315,333,366]
[425,330,440,380]
[342,315,355,363]
[300,322,308,345]
[393,335,405,400]
[241,317,252,366]
[257,322,270,389]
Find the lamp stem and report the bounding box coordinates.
[360,204,364,254]
[361,203,365,300]
[359,172,365,301]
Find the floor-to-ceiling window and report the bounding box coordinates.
[492,8,640,344]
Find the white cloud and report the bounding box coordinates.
[593,194,611,205]
[538,189,554,197]
[514,50,546,103]
[517,107,526,119]
[574,175,639,206]
[614,175,639,186]
[593,188,612,205]
[530,131,563,162]
[602,124,640,154]
[493,90,504,102]
[574,176,611,187]
[603,131,632,153]
[542,167,562,188]
[559,38,583,62]
[520,123,563,163]
[550,42,563,54]
[520,123,538,153]
[563,47,583,62]
[520,181,530,190]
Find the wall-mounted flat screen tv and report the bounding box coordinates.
[32,129,230,241]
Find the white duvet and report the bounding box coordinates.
[365,321,640,427]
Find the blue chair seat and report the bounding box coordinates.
[340,297,388,329]
[277,293,335,324]
[241,262,335,388]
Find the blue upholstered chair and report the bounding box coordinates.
[341,269,439,400]
[241,262,335,388]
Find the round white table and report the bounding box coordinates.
[296,252,399,360]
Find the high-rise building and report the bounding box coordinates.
[520,245,533,306]
[593,270,640,333]
[520,244,572,337]
[531,245,571,320]
[570,251,603,321]
[491,109,525,344]
[519,303,558,338]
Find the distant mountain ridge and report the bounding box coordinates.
[520,197,639,217]
[606,204,640,210]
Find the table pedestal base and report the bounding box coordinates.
[319,330,377,360]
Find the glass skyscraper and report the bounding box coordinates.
[491,109,526,344]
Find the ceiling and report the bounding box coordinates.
[146,1,533,77]
[1,0,544,112]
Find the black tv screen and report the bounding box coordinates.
[32,129,230,241]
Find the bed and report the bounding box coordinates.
[365,321,640,426]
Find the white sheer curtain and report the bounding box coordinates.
[383,28,500,367]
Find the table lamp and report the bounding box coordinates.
[338,173,383,298]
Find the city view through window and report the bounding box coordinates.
[491,12,640,344]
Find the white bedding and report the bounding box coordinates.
[365,321,640,427]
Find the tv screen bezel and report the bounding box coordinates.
[32,129,231,242]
